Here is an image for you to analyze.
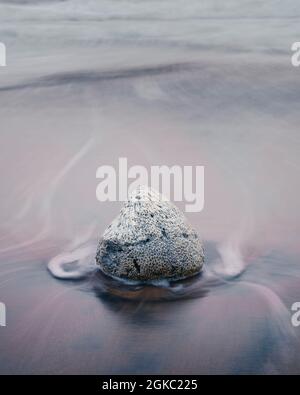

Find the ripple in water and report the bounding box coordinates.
[47,238,249,302]
[47,237,296,334]
[47,242,97,280]
[46,236,299,375]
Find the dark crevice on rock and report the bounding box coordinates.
[133,259,141,273]
[162,229,167,237]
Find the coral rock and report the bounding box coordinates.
[96,186,204,281]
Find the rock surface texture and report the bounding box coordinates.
[96,186,204,281]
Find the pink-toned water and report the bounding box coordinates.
[1,0,300,374]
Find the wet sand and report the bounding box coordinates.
[1,243,300,374]
[1,0,300,374]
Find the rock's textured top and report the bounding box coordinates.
[96,186,204,281]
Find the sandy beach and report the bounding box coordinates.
[1,0,300,374]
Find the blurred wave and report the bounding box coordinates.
[1,0,300,375]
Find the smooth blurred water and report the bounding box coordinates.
[0,0,300,374]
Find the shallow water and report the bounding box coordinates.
[1,0,300,374]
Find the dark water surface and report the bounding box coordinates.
[1,0,300,374]
[1,243,300,374]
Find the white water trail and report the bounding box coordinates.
[47,244,96,280]
[0,137,94,256]
[242,280,296,339]
[48,221,98,280]
[212,239,246,278]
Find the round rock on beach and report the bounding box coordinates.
[96,186,204,281]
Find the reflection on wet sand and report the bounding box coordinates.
[1,0,300,375]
